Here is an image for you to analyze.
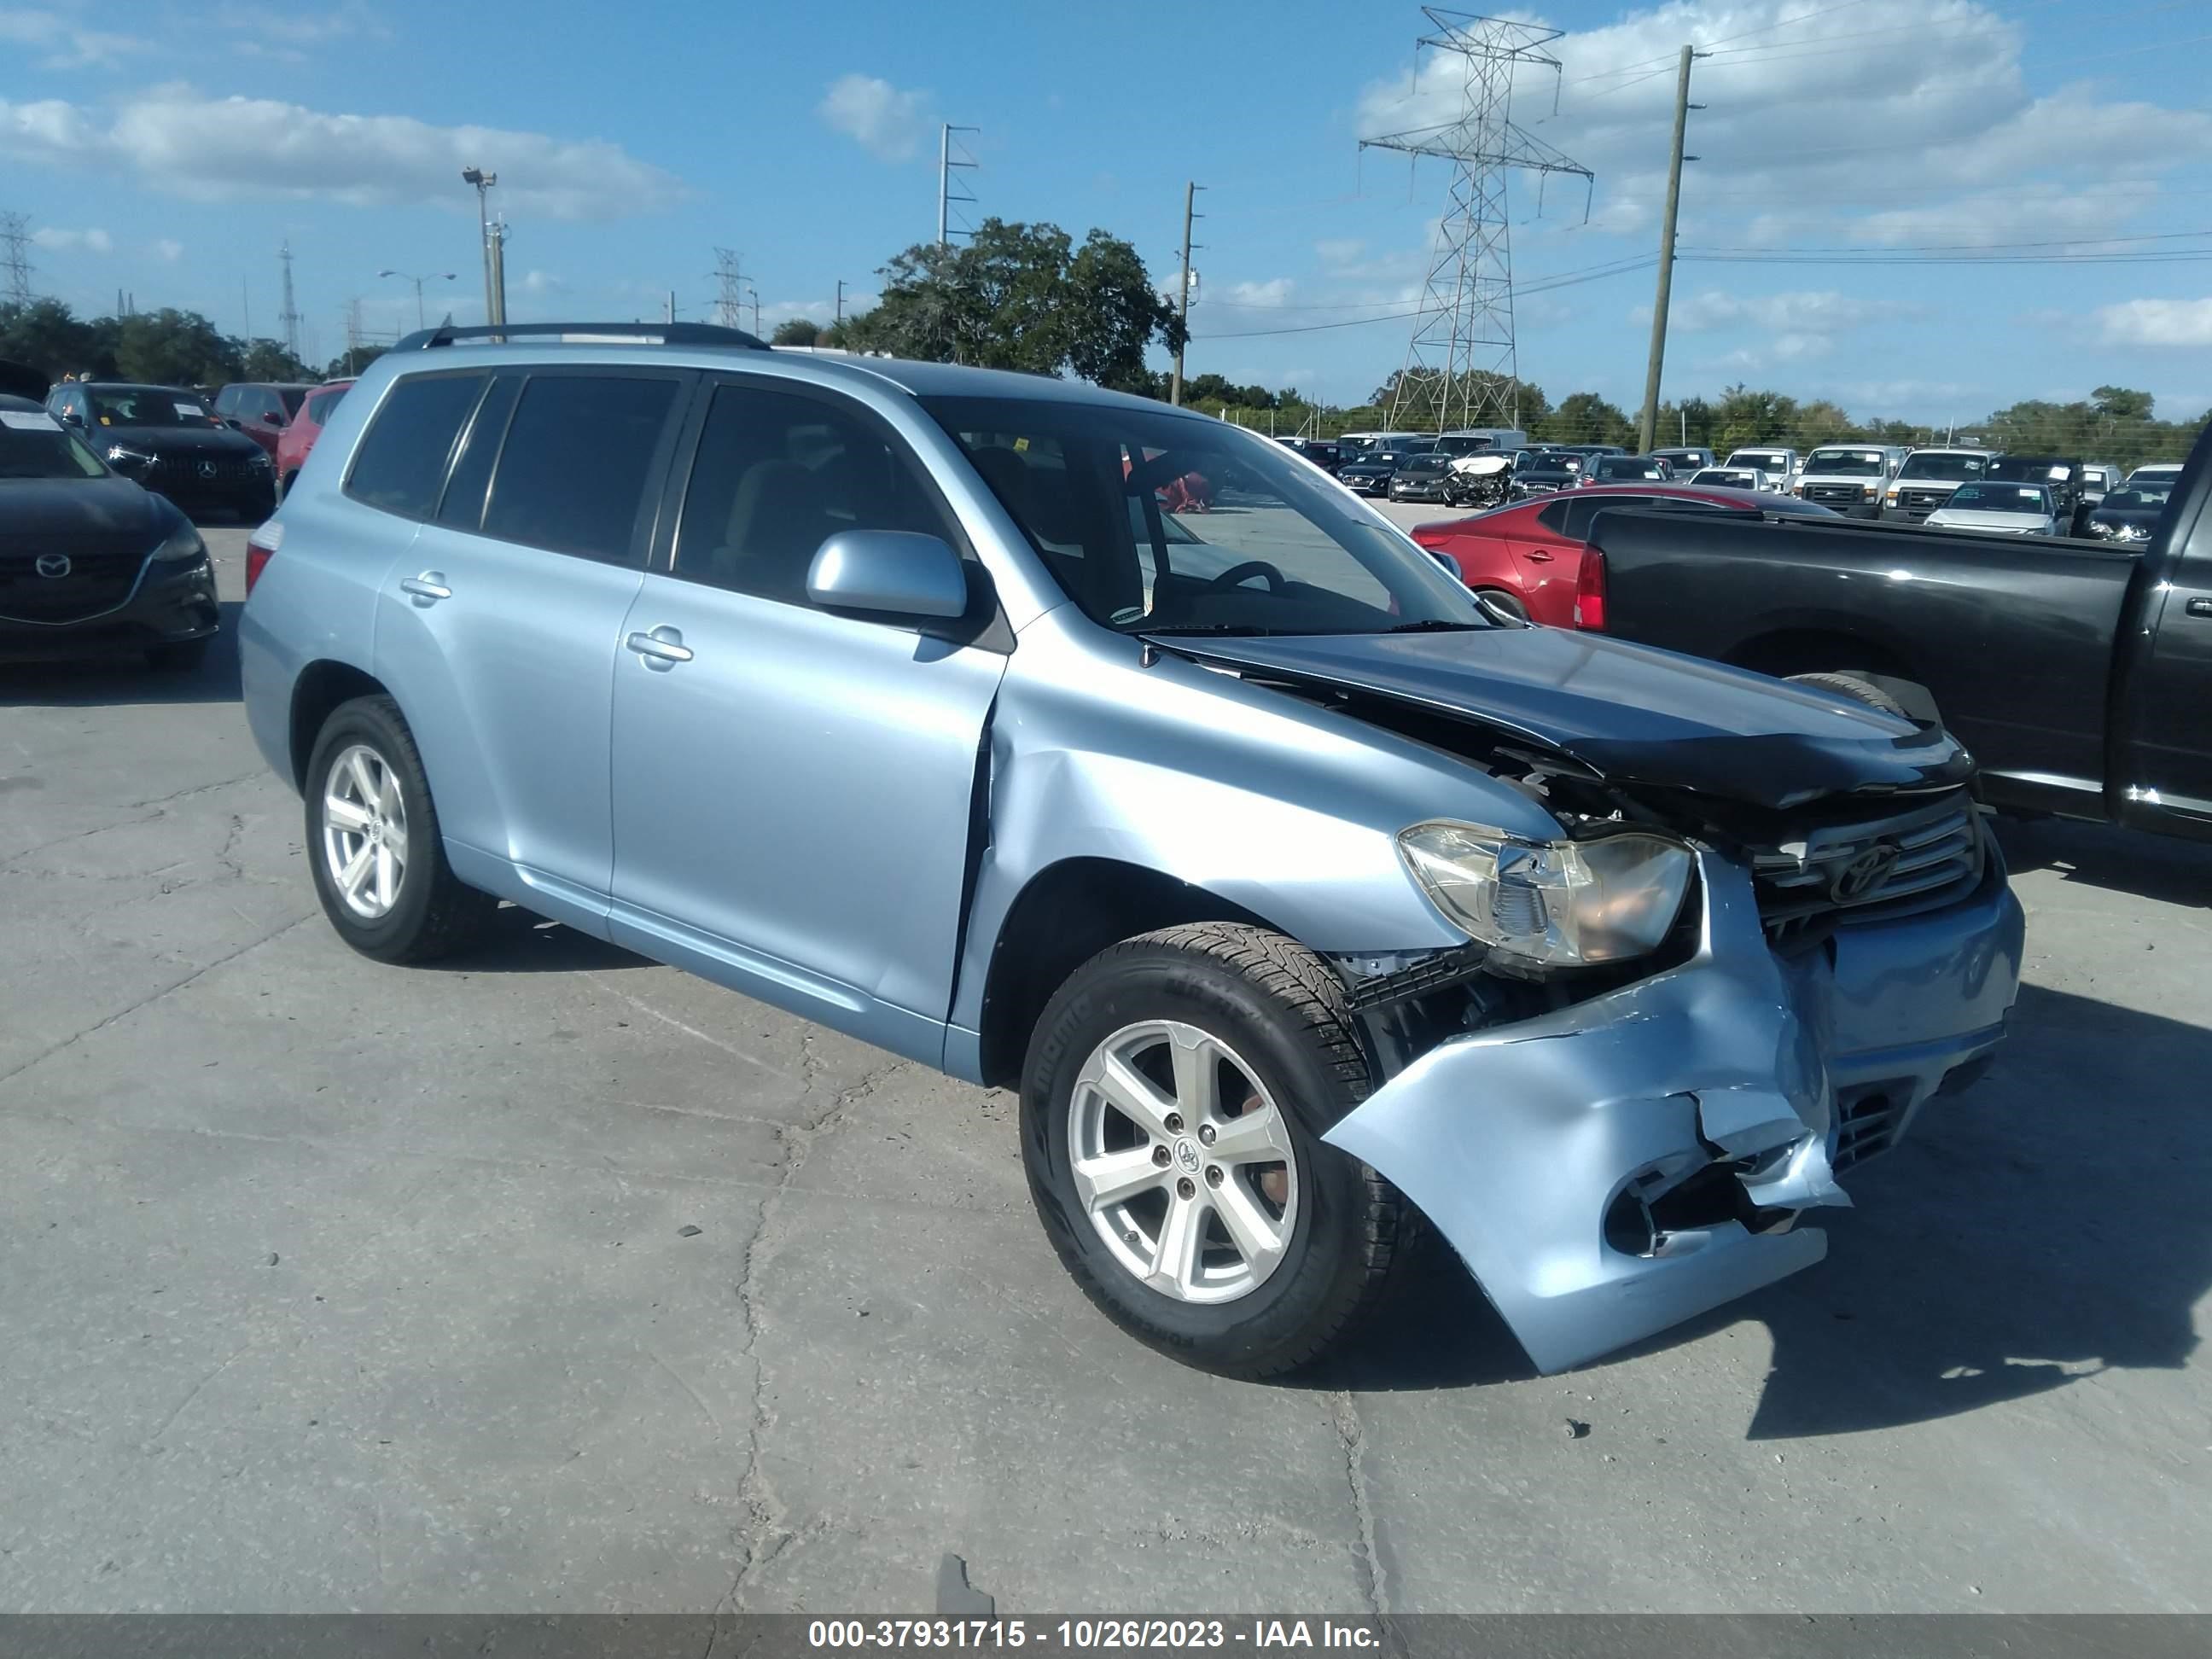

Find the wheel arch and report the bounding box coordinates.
[1724,626,1919,683]
[288,659,391,789]
[973,857,1279,1091]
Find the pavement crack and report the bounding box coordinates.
[145,1338,251,1447]
[0,912,316,1090]
[122,770,266,812]
[719,1053,908,1610]
[1330,1390,1388,1616]
[643,1345,723,1441]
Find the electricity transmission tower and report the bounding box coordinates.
[1,212,32,306]
[1360,9,1592,433]
[278,240,303,358]
[713,248,745,330]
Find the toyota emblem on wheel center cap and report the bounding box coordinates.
[34,553,71,579]
[1173,1138,1202,1174]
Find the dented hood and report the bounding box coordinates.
[1152,626,1974,809]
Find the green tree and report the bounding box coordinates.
[108,309,243,387]
[237,339,312,381]
[2092,386,2154,422]
[770,317,822,347]
[0,298,107,379]
[325,345,387,379]
[1541,391,1634,446]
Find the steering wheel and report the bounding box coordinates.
[1206,560,1287,593]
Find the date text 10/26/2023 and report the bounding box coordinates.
[806,1621,1383,1650]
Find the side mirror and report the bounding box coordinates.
[807,529,970,620]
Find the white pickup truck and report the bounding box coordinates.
[1877,448,1993,523]
[1790,444,1906,516]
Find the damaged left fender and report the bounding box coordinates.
[1324,847,2024,1375]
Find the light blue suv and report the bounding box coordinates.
[241,323,2024,1378]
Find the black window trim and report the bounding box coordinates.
[650,370,1013,654]
[468,364,695,570]
[431,370,522,531]
[341,367,493,523]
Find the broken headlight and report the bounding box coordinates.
[1397,822,1694,967]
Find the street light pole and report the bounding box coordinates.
[377,269,457,330]
[461,167,504,327]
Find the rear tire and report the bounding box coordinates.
[304,695,495,963]
[1020,922,1408,1378]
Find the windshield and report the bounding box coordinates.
[1691,469,1754,486]
[88,387,222,428]
[0,410,108,479]
[2102,487,2171,510]
[1947,483,2048,513]
[1804,449,1887,476]
[1729,451,1787,470]
[1594,458,1667,480]
[924,394,1490,637]
[1898,452,1986,481]
[1400,456,1451,475]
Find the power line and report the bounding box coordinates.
[1190,256,1654,340]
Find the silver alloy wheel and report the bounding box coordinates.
[320,742,410,920]
[1068,1020,1301,1305]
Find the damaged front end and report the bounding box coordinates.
[1324,825,2022,1375]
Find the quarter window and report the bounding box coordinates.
[344,373,486,520]
[479,374,679,564]
[672,382,957,605]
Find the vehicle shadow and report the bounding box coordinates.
[428,905,655,974]
[0,599,242,707]
[1299,981,2208,1434]
[1993,814,2211,911]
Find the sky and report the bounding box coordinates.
[3,0,2209,425]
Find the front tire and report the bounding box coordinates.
[304,695,495,963]
[1020,923,1408,1378]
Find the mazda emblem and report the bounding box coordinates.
[34,553,72,579]
[197,460,218,479]
[1831,843,1901,904]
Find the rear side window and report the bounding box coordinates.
[305,386,346,425]
[437,375,522,529]
[278,388,307,417]
[480,374,679,564]
[346,374,486,520]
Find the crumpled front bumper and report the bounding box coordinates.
[1323,844,2024,1374]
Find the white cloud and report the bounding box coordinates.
[154,237,183,262]
[0,85,688,220]
[1357,1,2212,250]
[521,269,566,296]
[1223,278,1295,308]
[2095,298,2212,349]
[1315,238,1365,267]
[1655,289,1927,335]
[30,224,113,253]
[818,73,932,163]
[0,6,149,69]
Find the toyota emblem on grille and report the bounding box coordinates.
[34,553,72,579]
[1831,843,1901,903]
[196,460,218,479]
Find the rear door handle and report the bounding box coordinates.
[2188,597,2212,618]
[625,626,694,668]
[399,572,451,602]
[1524,550,1554,562]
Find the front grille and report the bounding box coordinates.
[0,549,147,623]
[1804,481,1871,504]
[1898,487,1951,514]
[143,454,263,487]
[1833,1086,1905,1170]
[1751,791,1986,946]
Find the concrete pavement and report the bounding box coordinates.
[2,529,2207,1613]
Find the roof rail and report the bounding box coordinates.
[393,321,768,352]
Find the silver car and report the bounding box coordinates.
[240,323,2024,1378]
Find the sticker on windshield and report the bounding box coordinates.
[174,401,205,420]
[0,410,61,431]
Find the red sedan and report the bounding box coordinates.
[1409,484,1836,626]
[272,379,355,498]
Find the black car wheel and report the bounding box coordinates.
[1021,922,1409,1378]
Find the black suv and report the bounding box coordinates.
[47,381,277,521]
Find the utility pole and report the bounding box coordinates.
[242,277,251,340]
[462,167,504,326]
[278,239,303,361]
[745,284,761,336]
[835,278,846,323]
[666,290,677,324]
[937,124,979,247]
[1636,45,1703,456]
[1170,181,1204,406]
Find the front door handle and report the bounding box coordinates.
[625,626,694,668]
[2188,597,2212,618]
[399,572,451,602]
[1524,549,1554,562]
